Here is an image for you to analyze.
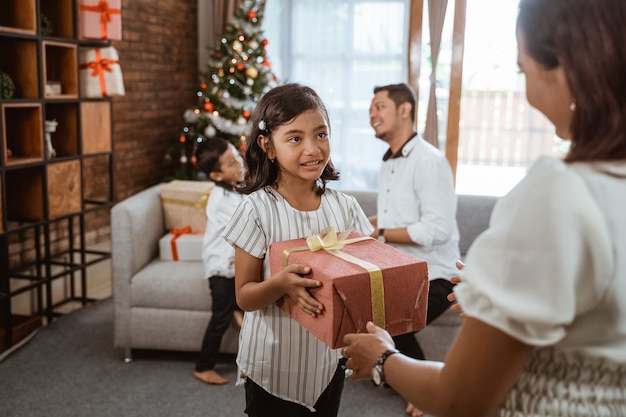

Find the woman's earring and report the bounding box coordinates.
[569,101,576,111]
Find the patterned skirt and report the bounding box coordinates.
[499,347,626,417]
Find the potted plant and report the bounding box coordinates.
[1,70,15,99]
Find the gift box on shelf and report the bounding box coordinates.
[270,227,429,349]
[159,228,203,261]
[78,0,122,40]
[79,46,125,98]
[160,180,215,233]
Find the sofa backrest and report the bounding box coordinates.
[344,189,497,257]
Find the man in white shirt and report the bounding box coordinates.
[369,83,460,417]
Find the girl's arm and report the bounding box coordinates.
[344,318,534,417]
[234,246,325,315]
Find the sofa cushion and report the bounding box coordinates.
[130,259,210,311]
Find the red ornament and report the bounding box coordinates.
[191,154,197,167]
[262,60,271,68]
[239,143,247,152]
[179,134,186,143]
[242,110,251,119]
[203,102,214,112]
[247,10,257,20]
[261,39,268,46]
[236,63,245,71]
[200,82,207,89]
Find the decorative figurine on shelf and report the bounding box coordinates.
[1,70,15,99]
[44,119,58,159]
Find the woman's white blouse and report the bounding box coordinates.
[454,156,626,362]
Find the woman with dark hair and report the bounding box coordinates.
[342,0,626,416]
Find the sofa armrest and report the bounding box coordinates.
[111,183,166,347]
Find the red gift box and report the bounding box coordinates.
[78,0,122,40]
[269,227,429,348]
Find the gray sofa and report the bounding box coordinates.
[112,183,497,362]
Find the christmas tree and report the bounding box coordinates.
[167,0,277,180]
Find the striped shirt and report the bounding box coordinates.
[222,186,374,410]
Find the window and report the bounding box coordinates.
[264,0,564,195]
[264,0,410,190]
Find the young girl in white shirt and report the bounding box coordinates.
[222,83,374,416]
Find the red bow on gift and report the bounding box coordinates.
[79,0,121,39]
[170,226,192,261]
[80,49,119,97]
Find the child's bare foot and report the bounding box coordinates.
[406,402,425,417]
[193,369,228,385]
[233,310,244,329]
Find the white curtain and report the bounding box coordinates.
[423,0,449,147]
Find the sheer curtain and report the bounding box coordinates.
[263,0,410,190]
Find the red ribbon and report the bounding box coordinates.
[169,226,192,261]
[79,0,121,39]
[80,49,118,97]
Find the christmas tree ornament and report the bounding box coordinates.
[204,125,217,138]
[203,101,214,112]
[246,67,258,78]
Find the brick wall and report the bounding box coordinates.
[111,0,199,201]
[84,0,200,244]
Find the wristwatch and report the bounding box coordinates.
[377,228,386,243]
[372,348,399,387]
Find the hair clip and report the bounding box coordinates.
[258,120,266,131]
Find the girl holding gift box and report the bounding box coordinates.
[222,83,374,416]
[193,137,245,385]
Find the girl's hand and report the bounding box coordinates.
[342,322,396,380]
[280,264,324,317]
[447,260,465,318]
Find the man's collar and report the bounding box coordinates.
[382,132,418,161]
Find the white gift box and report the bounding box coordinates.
[159,231,203,261]
[79,46,125,98]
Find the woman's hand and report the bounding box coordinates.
[447,261,465,318]
[342,321,396,380]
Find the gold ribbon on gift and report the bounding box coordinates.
[161,188,212,209]
[79,0,121,39]
[280,226,386,328]
[80,48,118,97]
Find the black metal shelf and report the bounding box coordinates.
[0,0,114,352]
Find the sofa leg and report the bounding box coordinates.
[123,348,133,363]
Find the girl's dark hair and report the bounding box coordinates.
[240,83,340,195]
[373,83,417,123]
[195,137,230,175]
[517,0,626,162]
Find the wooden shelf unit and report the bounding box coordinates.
[0,0,114,353]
